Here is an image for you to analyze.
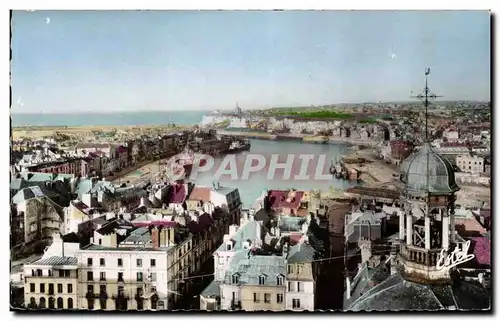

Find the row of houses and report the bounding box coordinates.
[19,183,243,311]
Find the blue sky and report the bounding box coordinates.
[11,10,490,113]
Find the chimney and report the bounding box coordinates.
[152,227,159,249]
[168,227,175,245]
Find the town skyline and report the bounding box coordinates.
[11,10,490,113]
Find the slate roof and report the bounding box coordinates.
[12,186,59,204]
[122,227,152,245]
[346,273,491,311]
[216,220,259,253]
[279,216,306,232]
[32,256,77,266]
[200,280,221,298]
[224,255,286,286]
[287,242,316,264]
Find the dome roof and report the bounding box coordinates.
[347,273,491,311]
[400,143,459,195]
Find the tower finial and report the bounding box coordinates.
[411,67,442,143]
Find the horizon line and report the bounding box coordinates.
[10,99,490,115]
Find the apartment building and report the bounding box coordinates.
[200,215,322,311]
[76,245,170,311]
[285,241,316,311]
[456,154,485,174]
[24,256,78,310]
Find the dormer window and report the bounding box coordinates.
[259,275,266,285]
[276,275,284,286]
[231,273,239,284]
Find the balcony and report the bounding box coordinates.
[85,292,96,299]
[98,292,108,299]
[400,244,442,267]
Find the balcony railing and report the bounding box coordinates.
[400,244,442,267]
[85,292,95,299]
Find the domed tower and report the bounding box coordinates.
[344,68,490,311]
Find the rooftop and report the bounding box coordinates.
[225,255,286,286]
[30,256,77,266]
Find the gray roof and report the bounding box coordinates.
[83,244,168,252]
[401,143,459,195]
[200,280,221,298]
[32,256,77,266]
[287,242,316,264]
[216,220,259,253]
[224,255,286,286]
[12,186,59,204]
[346,273,491,311]
[122,227,152,244]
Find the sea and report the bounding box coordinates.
[12,110,358,207]
[11,111,208,127]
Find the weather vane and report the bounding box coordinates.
[410,67,442,142]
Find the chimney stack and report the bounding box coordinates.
[152,227,159,249]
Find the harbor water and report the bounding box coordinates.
[193,139,358,207]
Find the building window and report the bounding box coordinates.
[87,271,93,281]
[57,297,64,309]
[137,259,142,267]
[57,284,63,293]
[287,265,293,274]
[276,293,284,304]
[231,274,239,284]
[39,297,46,309]
[30,283,35,293]
[264,293,271,303]
[151,273,157,282]
[64,270,70,277]
[100,299,107,309]
[297,264,303,274]
[48,284,54,295]
[118,272,124,282]
[100,258,105,267]
[253,293,260,303]
[31,270,35,277]
[259,275,266,285]
[118,258,123,267]
[292,299,301,309]
[67,284,73,293]
[297,282,302,292]
[137,272,143,281]
[288,281,294,291]
[67,298,73,309]
[87,284,94,294]
[48,270,53,277]
[150,259,156,267]
[100,272,106,281]
[87,258,92,267]
[98,239,102,245]
[88,298,94,310]
[36,269,42,276]
[277,276,283,286]
[58,270,64,277]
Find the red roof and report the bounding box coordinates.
[117,145,128,153]
[188,187,211,202]
[470,236,490,266]
[455,218,487,234]
[267,190,304,210]
[169,183,187,204]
